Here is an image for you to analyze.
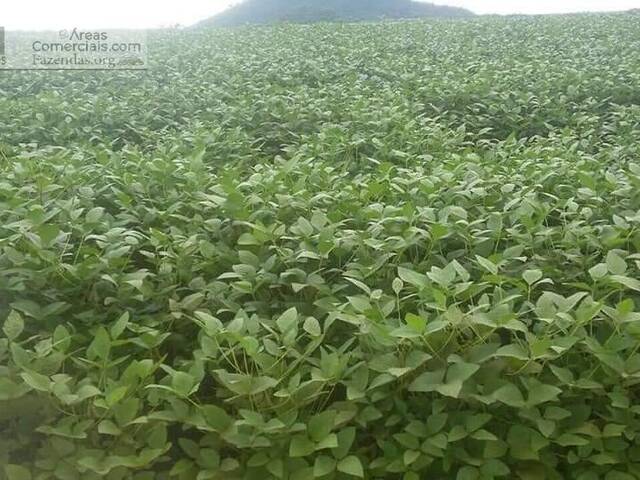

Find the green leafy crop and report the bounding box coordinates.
[1,12,640,480]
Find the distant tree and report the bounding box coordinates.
[197,0,474,27]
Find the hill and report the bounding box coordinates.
[198,0,475,26]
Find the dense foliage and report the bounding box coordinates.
[2,13,640,480]
[197,0,473,27]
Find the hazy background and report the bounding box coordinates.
[4,0,639,29]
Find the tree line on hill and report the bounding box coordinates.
[198,0,475,27]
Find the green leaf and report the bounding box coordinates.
[404,449,420,465]
[297,217,314,236]
[408,369,445,392]
[392,278,403,295]
[457,466,479,480]
[347,296,371,313]
[605,472,635,480]
[308,410,335,442]
[3,311,24,341]
[602,424,626,437]
[289,435,315,457]
[316,433,338,450]
[303,317,322,336]
[314,455,336,477]
[267,459,284,478]
[237,233,259,245]
[202,405,232,432]
[428,265,456,288]
[333,427,356,459]
[556,433,589,446]
[0,378,28,401]
[436,362,481,398]
[4,465,32,480]
[172,372,196,396]
[20,370,51,392]
[522,269,543,286]
[344,277,371,295]
[98,420,122,436]
[507,424,547,460]
[527,382,562,407]
[398,267,428,288]
[76,384,101,401]
[181,293,205,311]
[436,380,465,398]
[87,327,111,361]
[606,251,627,275]
[476,255,498,275]
[481,460,510,477]
[495,344,529,360]
[446,362,479,383]
[195,311,223,335]
[610,275,640,292]
[37,224,60,246]
[106,386,128,406]
[492,383,525,407]
[471,429,497,441]
[276,307,298,333]
[337,456,364,478]
[110,312,129,339]
[53,325,71,352]
[86,207,105,223]
[405,313,426,333]
[113,398,140,426]
[171,459,194,476]
[589,263,608,280]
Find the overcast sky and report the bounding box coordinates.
[3,0,638,29]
